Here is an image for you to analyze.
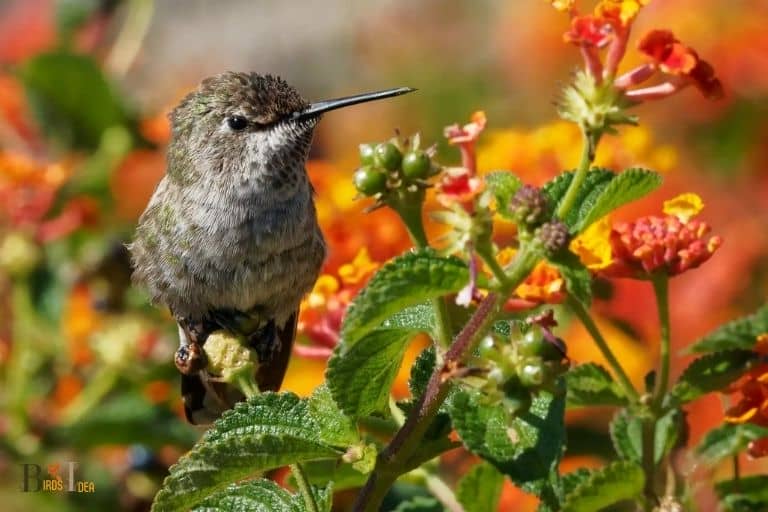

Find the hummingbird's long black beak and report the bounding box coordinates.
[291,87,416,120]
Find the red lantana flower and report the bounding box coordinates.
[630,29,723,100]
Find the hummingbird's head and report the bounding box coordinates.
[166,72,414,191]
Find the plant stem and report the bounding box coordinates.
[651,274,671,406]
[391,191,453,346]
[476,247,511,290]
[569,298,639,402]
[556,130,597,219]
[352,247,538,512]
[641,416,657,508]
[291,463,320,512]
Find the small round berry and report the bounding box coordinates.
[518,359,545,387]
[374,142,402,171]
[401,150,431,180]
[353,166,387,196]
[518,329,564,361]
[359,144,376,165]
[226,115,248,131]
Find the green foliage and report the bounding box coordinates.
[19,52,136,150]
[696,423,768,464]
[689,304,768,353]
[548,250,593,306]
[392,496,443,512]
[609,408,683,465]
[409,347,437,400]
[671,350,756,403]
[152,392,351,512]
[340,249,468,345]
[561,461,644,512]
[543,168,662,232]
[191,479,331,512]
[485,171,523,219]
[457,462,504,512]
[450,388,565,494]
[565,363,627,407]
[49,393,198,449]
[715,476,768,512]
[327,328,417,417]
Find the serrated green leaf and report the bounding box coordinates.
[409,347,436,400]
[565,363,627,408]
[457,462,504,512]
[549,250,593,306]
[193,479,331,512]
[716,476,768,512]
[19,52,136,150]
[671,350,756,403]
[562,461,644,512]
[191,479,294,512]
[340,249,468,345]
[689,304,768,354]
[609,409,641,462]
[203,392,355,449]
[450,388,565,491]
[560,468,592,497]
[300,459,369,492]
[575,168,663,231]
[543,168,662,233]
[152,434,339,512]
[382,302,436,332]
[486,171,523,219]
[543,169,614,230]
[308,384,359,448]
[327,328,416,417]
[697,423,768,463]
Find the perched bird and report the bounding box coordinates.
[129,72,412,423]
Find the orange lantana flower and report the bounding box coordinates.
[724,336,768,458]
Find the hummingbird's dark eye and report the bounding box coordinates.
[226,115,249,131]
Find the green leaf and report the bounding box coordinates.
[308,385,359,448]
[565,363,627,408]
[671,350,756,403]
[457,462,504,512]
[392,497,443,512]
[152,434,339,512]
[561,461,644,512]
[697,423,768,464]
[543,169,614,230]
[450,388,565,492]
[409,347,436,400]
[716,476,768,512]
[19,52,136,150]
[560,468,592,497]
[299,459,369,492]
[382,302,436,332]
[327,328,416,417]
[204,391,355,449]
[486,171,522,219]
[543,168,662,233]
[192,478,332,512]
[548,250,593,306]
[609,409,641,462]
[610,408,684,465]
[152,393,348,512]
[575,168,663,231]
[689,304,768,353]
[340,249,468,345]
[191,479,294,512]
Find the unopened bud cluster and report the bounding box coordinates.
[509,185,550,230]
[536,220,571,257]
[475,322,568,417]
[353,135,439,198]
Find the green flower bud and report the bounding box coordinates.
[354,166,388,196]
[518,358,545,387]
[359,143,376,165]
[204,330,258,384]
[401,150,431,180]
[374,142,402,171]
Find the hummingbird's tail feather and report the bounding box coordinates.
[175,310,298,425]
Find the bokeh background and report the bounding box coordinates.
[1,0,767,510]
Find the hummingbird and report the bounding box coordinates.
[129,72,413,424]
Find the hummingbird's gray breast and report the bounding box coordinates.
[131,168,326,322]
